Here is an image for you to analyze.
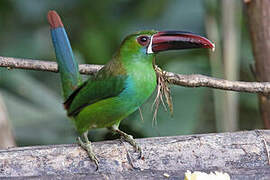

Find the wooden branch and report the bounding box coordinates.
[0,130,270,179]
[1,56,270,95]
[0,56,102,75]
[246,0,270,128]
[166,72,270,94]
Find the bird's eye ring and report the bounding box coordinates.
[137,36,149,46]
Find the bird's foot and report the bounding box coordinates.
[111,127,142,158]
[77,132,99,170]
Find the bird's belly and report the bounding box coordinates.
[74,77,156,134]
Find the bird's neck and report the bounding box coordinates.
[119,50,155,73]
[117,51,157,107]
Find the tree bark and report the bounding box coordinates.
[246,0,270,128]
[0,130,270,179]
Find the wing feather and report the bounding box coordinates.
[64,75,127,116]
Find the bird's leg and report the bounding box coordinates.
[77,131,99,169]
[110,125,142,158]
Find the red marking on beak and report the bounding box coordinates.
[151,31,214,53]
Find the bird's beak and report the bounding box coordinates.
[147,31,215,54]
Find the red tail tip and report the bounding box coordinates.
[47,10,63,29]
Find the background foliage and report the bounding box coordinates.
[0,0,261,146]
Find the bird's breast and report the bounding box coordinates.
[119,66,157,109]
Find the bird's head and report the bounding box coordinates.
[119,30,215,60]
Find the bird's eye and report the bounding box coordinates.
[137,36,149,46]
[140,36,148,42]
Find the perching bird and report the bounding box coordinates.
[47,11,214,169]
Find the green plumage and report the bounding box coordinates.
[49,11,214,168]
[64,30,158,134]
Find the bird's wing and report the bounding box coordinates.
[64,74,127,116]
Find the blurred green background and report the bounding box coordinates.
[0,0,261,146]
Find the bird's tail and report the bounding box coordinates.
[47,10,82,100]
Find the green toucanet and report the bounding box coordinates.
[47,10,214,169]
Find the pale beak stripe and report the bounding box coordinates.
[147,35,154,54]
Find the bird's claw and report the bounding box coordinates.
[137,146,143,159]
[77,137,99,170]
[110,126,143,159]
[120,134,143,159]
[134,144,143,159]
